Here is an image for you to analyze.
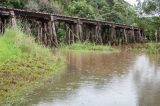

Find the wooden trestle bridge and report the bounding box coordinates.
[0,7,146,47]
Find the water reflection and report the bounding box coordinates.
[132,55,160,106]
[21,52,160,106]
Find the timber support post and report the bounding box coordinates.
[10,11,16,28]
[50,15,58,47]
[111,24,116,45]
[0,17,3,33]
[141,29,146,43]
[76,19,83,42]
[131,27,135,43]
[70,24,75,43]
[123,28,128,44]
[90,25,95,42]
[138,29,142,43]
[106,27,110,45]
[95,22,102,44]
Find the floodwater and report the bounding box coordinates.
[23,51,160,106]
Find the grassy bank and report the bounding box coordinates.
[147,43,160,54]
[0,28,65,105]
[62,42,118,53]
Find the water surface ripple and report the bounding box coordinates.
[24,52,160,106]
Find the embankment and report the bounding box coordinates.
[0,28,65,105]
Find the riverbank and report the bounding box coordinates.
[61,41,159,55]
[146,43,160,54]
[62,42,119,53]
[0,28,65,105]
[129,43,160,54]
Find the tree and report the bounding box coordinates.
[86,0,110,20]
[105,0,137,25]
[0,0,27,8]
[0,0,62,14]
[136,0,160,41]
[142,0,160,16]
[67,0,96,19]
[143,0,160,39]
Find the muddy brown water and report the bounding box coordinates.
[20,51,160,106]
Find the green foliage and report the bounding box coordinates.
[0,0,62,13]
[0,28,54,62]
[136,17,159,40]
[57,28,66,43]
[142,0,160,16]
[34,0,61,13]
[67,0,96,19]
[110,0,137,24]
[136,0,160,41]
[147,43,160,54]
[0,0,27,8]
[86,0,110,20]
[86,0,137,24]
[63,42,118,53]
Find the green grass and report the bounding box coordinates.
[0,28,65,105]
[146,42,160,54]
[62,42,119,53]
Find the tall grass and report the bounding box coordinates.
[0,28,51,61]
[147,43,160,54]
[63,42,118,53]
[0,28,64,104]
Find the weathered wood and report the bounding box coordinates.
[40,24,43,44]
[71,24,75,43]
[44,22,48,45]
[123,28,128,44]
[0,18,2,33]
[137,29,142,43]
[101,26,106,44]
[95,23,102,44]
[48,21,52,47]
[1,18,4,33]
[37,22,41,43]
[76,19,83,41]
[68,26,71,44]
[85,25,91,42]
[10,11,16,28]
[52,21,58,47]
[115,29,119,45]
[111,24,116,45]
[141,29,146,42]
[106,27,110,45]
[131,28,135,43]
